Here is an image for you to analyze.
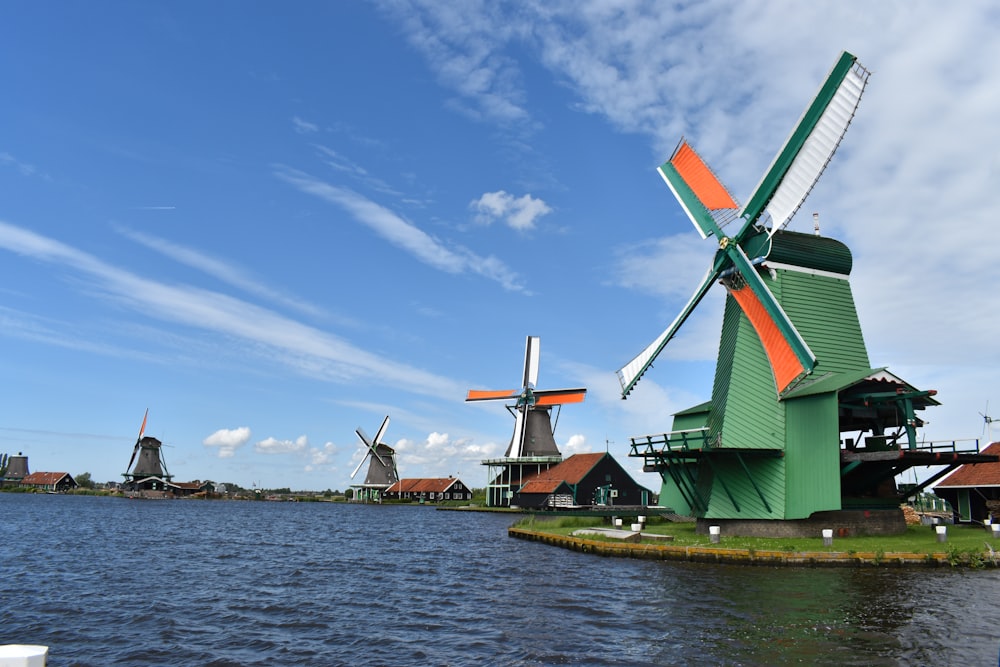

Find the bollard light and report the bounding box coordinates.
[614,517,622,528]
[992,524,1000,539]
[936,525,947,543]
[822,528,833,547]
[631,522,643,532]
[0,644,49,667]
[709,525,721,544]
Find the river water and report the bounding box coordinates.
[1,494,998,666]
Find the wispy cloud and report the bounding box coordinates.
[374,0,531,127]
[470,190,551,231]
[0,151,42,178]
[115,225,324,317]
[292,116,319,134]
[0,219,463,398]
[275,167,527,292]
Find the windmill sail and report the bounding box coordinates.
[658,140,741,239]
[741,51,870,235]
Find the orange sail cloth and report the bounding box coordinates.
[670,141,739,212]
[729,285,806,394]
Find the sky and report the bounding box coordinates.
[1,1,997,492]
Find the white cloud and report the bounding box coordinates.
[275,168,527,292]
[470,191,552,231]
[0,220,463,399]
[256,435,309,454]
[115,225,323,317]
[203,427,252,459]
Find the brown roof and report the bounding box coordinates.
[518,478,570,494]
[387,478,463,493]
[21,472,73,486]
[520,452,606,488]
[936,442,1000,488]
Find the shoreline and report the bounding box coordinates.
[508,527,998,568]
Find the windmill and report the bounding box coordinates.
[467,336,586,506]
[349,415,399,503]
[619,51,994,533]
[982,402,996,442]
[122,409,173,495]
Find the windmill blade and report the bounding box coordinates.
[658,139,741,240]
[510,406,527,458]
[126,441,140,474]
[350,450,370,479]
[373,415,390,448]
[356,427,387,467]
[723,243,816,394]
[466,389,520,402]
[618,265,720,398]
[138,408,148,439]
[522,336,540,390]
[533,388,587,406]
[739,51,870,237]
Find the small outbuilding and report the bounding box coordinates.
[511,452,652,510]
[384,477,473,502]
[934,442,1000,523]
[21,472,78,493]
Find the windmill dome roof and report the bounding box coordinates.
[768,230,853,275]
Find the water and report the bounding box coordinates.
[2,494,999,666]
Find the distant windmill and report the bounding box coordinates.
[123,409,172,494]
[350,415,399,503]
[982,402,996,442]
[467,336,586,506]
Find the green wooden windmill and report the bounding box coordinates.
[619,51,993,534]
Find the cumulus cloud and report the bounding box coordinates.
[255,435,309,454]
[203,427,252,459]
[305,442,338,471]
[470,191,552,231]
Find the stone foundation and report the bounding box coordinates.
[695,508,907,538]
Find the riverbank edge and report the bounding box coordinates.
[508,527,995,568]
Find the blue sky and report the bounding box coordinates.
[2,1,997,491]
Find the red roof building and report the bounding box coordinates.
[934,442,1000,523]
[20,472,78,492]
[384,477,472,502]
[511,452,652,509]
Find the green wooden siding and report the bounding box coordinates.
[780,270,870,374]
[784,393,842,518]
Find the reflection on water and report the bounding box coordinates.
[2,494,999,666]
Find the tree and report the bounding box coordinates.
[76,472,95,489]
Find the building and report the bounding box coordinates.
[510,452,653,510]
[934,442,1000,523]
[20,472,78,493]
[384,477,472,503]
[1,452,30,487]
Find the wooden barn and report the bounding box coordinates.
[511,452,652,510]
[934,442,1000,523]
[21,472,78,493]
[384,477,473,503]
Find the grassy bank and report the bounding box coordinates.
[512,515,1000,567]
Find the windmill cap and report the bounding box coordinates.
[767,230,853,275]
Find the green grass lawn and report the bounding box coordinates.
[513,515,1000,560]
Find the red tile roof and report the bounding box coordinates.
[387,478,464,493]
[936,442,1000,488]
[518,478,570,494]
[21,472,73,486]
[520,452,605,488]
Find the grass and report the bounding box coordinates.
[513,514,1000,559]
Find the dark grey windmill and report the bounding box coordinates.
[349,415,399,503]
[122,409,173,493]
